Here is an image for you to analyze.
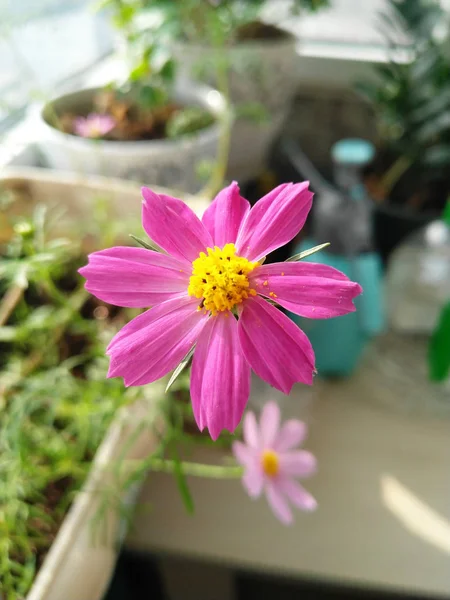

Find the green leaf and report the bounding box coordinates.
[195,159,215,182]
[129,234,165,253]
[0,326,18,342]
[234,102,270,124]
[138,85,168,109]
[423,144,450,166]
[129,60,150,82]
[159,58,176,82]
[91,0,115,12]
[172,448,195,514]
[410,86,450,125]
[286,242,330,262]
[442,199,450,226]
[112,4,137,29]
[165,107,214,138]
[428,302,450,382]
[415,112,450,143]
[166,346,195,393]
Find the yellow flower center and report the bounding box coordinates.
[188,243,258,315]
[89,126,102,138]
[261,449,279,477]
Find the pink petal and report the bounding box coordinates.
[141,187,213,264]
[274,420,307,452]
[265,480,293,524]
[190,312,251,440]
[238,296,315,394]
[242,467,264,499]
[232,441,256,467]
[277,476,317,512]
[73,117,89,137]
[202,181,250,247]
[279,450,317,477]
[79,247,190,308]
[107,296,207,386]
[236,182,313,262]
[259,401,281,448]
[250,262,363,318]
[243,410,260,449]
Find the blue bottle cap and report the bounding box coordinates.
[331,138,376,166]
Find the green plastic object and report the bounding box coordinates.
[443,198,450,226]
[429,301,450,382]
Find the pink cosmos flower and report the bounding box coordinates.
[233,401,317,524]
[73,113,116,138]
[79,181,362,439]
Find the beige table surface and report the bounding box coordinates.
[128,338,450,597]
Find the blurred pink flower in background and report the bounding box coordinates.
[73,113,116,138]
[233,401,317,524]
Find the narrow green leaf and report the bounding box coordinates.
[234,102,270,124]
[443,199,450,227]
[423,144,450,167]
[428,302,450,382]
[129,234,165,253]
[0,327,18,342]
[166,346,195,393]
[129,60,150,82]
[286,242,330,262]
[172,449,195,514]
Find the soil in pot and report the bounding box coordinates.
[234,21,291,43]
[53,88,215,142]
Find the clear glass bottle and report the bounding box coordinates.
[386,219,450,334]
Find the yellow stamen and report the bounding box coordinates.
[261,449,279,477]
[188,243,258,315]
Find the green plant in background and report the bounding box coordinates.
[358,0,450,209]
[428,198,450,383]
[0,186,240,600]
[0,200,157,597]
[95,0,331,195]
[97,0,330,46]
[0,196,138,599]
[89,0,220,143]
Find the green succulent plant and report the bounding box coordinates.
[358,0,450,208]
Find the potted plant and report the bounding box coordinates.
[357,0,450,263]
[37,51,227,194]
[0,168,212,600]
[99,0,331,182]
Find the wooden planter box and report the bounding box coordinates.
[0,167,209,600]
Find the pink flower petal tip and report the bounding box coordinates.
[73,113,116,138]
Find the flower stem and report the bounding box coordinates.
[381,155,412,195]
[147,458,243,479]
[0,283,25,327]
[197,41,233,200]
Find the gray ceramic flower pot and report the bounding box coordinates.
[37,83,227,194]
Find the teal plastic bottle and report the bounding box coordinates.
[284,138,385,376]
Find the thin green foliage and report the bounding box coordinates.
[0,195,150,599]
[357,0,450,204]
[98,0,330,45]
[0,188,219,599]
